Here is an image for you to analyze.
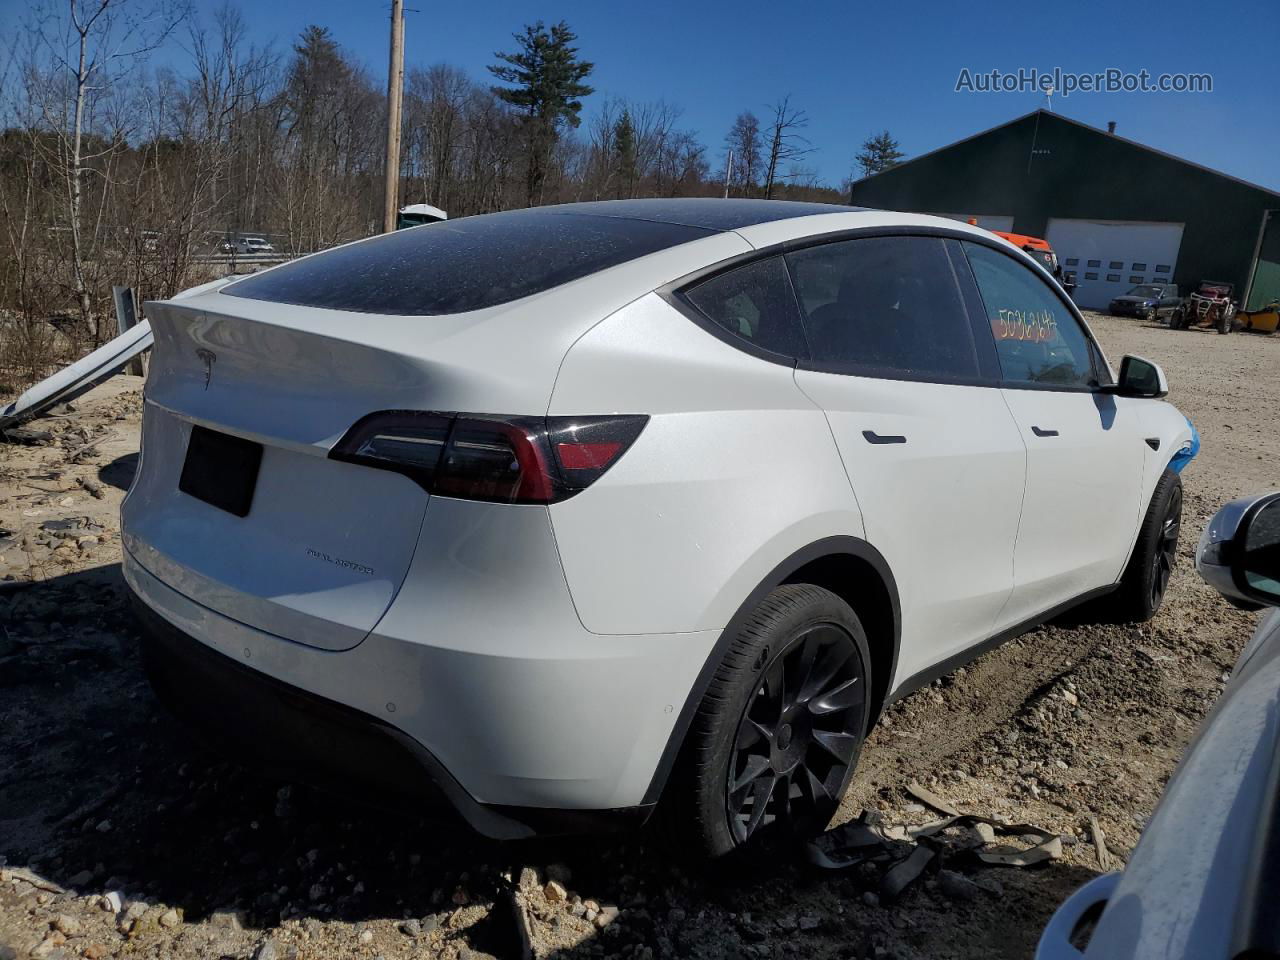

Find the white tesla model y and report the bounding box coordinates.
[123,200,1195,856]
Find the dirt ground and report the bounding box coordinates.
[2,313,1278,960]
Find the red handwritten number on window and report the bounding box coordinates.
[994,307,1057,343]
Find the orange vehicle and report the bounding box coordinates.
[992,231,1058,272]
[966,220,1075,295]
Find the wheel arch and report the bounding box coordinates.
[641,535,901,806]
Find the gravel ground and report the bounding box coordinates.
[2,314,1278,960]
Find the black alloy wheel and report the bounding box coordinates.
[1150,482,1182,610]
[725,623,866,844]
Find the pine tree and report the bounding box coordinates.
[854,130,906,178]
[613,108,636,198]
[488,21,594,206]
[286,27,354,176]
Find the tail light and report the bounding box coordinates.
[330,411,647,504]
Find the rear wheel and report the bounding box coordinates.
[663,584,871,859]
[1218,305,1235,334]
[1105,469,1182,623]
[1169,306,1186,330]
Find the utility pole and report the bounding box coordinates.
[723,149,733,199]
[382,0,405,234]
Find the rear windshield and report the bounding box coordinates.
[222,210,713,315]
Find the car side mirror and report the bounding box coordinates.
[1108,355,1168,398]
[1196,492,1280,607]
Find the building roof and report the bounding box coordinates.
[853,109,1280,200]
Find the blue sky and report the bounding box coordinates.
[7,0,1278,192]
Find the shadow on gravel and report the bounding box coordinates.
[2,564,1103,959]
[0,564,672,955]
[97,453,138,492]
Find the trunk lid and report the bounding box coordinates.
[125,291,589,651]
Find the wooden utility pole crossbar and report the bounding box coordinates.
[382,0,405,234]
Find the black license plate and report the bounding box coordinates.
[179,425,263,518]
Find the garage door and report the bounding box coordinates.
[1045,218,1185,310]
[931,213,1015,233]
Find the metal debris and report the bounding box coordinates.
[0,320,152,431]
[804,787,1065,900]
[906,781,961,817]
[880,845,936,901]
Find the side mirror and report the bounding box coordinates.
[1108,355,1168,398]
[1196,492,1280,607]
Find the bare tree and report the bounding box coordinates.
[276,25,380,252]
[762,96,811,200]
[403,64,470,210]
[1,7,863,394]
[724,111,762,197]
[582,97,619,199]
[26,0,188,340]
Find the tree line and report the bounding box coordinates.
[0,0,906,378]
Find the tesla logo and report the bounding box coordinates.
[196,348,216,389]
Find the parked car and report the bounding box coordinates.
[1037,491,1280,959]
[1108,282,1180,321]
[397,203,448,229]
[124,199,1196,856]
[235,235,275,255]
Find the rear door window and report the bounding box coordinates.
[785,235,983,382]
[682,256,808,360]
[962,242,1097,389]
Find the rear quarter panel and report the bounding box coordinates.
[547,292,863,635]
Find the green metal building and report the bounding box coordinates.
[848,110,1280,312]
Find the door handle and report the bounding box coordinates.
[862,430,907,445]
[1031,426,1059,437]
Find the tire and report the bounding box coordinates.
[1169,308,1185,330]
[1218,304,1236,334]
[1145,307,1157,323]
[1105,469,1182,623]
[661,584,872,860]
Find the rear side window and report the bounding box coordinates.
[785,236,982,381]
[963,242,1096,389]
[222,211,713,316]
[683,256,808,359]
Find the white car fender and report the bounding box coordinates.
[1137,400,1196,500]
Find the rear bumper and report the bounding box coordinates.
[131,585,654,839]
[122,523,717,833]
